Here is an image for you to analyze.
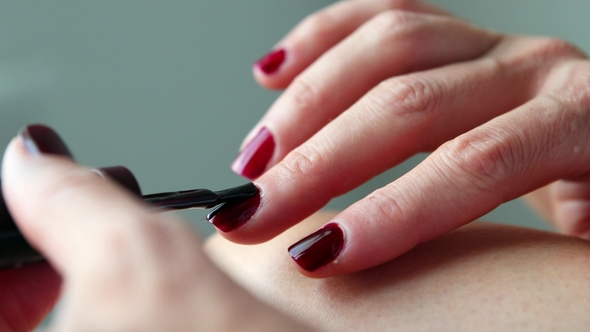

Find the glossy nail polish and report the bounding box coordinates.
[206,192,260,232]
[19,124,72,157]
[92,166,143,197]
[255,48,286,74]
[288,223,344,272]
[231,127,275,179]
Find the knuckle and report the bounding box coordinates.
[370,75,441,117]
[551,61,590,112]
[439,131,517,194]
[569,63,590,110]
[496,37,586,78]
[530,37,586,61]
[298,8,338,39]
[285,75,326,116]
[366,10,425,41]
[279,144,328,179]
[364,188,406,226]
[383,0,414,9]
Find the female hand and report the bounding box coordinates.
[207,0,590,277]
[1,125,306,331]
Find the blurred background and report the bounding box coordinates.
[1,0,589,238]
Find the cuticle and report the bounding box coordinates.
[245,182,263,225]
[327,222,346,263]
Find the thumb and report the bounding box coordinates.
[1,124,152,274]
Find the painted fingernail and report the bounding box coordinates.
[254,48,286,75]
[288,223,344,272]
[91,166,143,197]
[231,127,275,179]
[18,124,72,157]
[206,192,261,232]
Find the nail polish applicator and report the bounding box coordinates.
[0,167,258,269]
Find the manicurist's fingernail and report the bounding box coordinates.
[254,48,286,75]
[288,223,344,272]
[91,166,142,197]
[206,191,261,233]
[18,124,72,158]
[231,127,275,179]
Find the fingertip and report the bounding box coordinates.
[207,180,305,245]
[252,69,290,90]
[252,47,295,90]
[207,193,261,234]
[287,222,344,274]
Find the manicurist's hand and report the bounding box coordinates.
[208,0,590,277]
[1,125,307,331]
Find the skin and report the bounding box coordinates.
[205,211,590,331]
[218,0,590,279]
[3,1,590,330]
[3,143,590,330]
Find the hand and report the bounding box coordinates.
[209,0,590,277]
[1,125,306,331]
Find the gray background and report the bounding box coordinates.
[2,0,588,237]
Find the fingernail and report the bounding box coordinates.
[288,223,344,272]
[18,124,72,158]
[91,166,142,197]
[206,192,261,232]
[254,48,286,75]
[231,127,275,179]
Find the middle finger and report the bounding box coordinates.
[233,11,500,179]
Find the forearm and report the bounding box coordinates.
[205,211,590,331]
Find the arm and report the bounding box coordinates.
[206,211,590,331]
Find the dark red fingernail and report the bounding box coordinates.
[18,124,72,158]
[254,48,286,75]
[206,192,261,232]
[231,127,275,180]
[92,166,143,197]
[288,223,344,272]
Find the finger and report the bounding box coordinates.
[253,0,448,88]
[550,177,590,239]
[235,12,500,179]
[2,125,308,331]
[0,262,61,332]
[289,61,590,276]
[216,36,581,243]
[1,128,202,278]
